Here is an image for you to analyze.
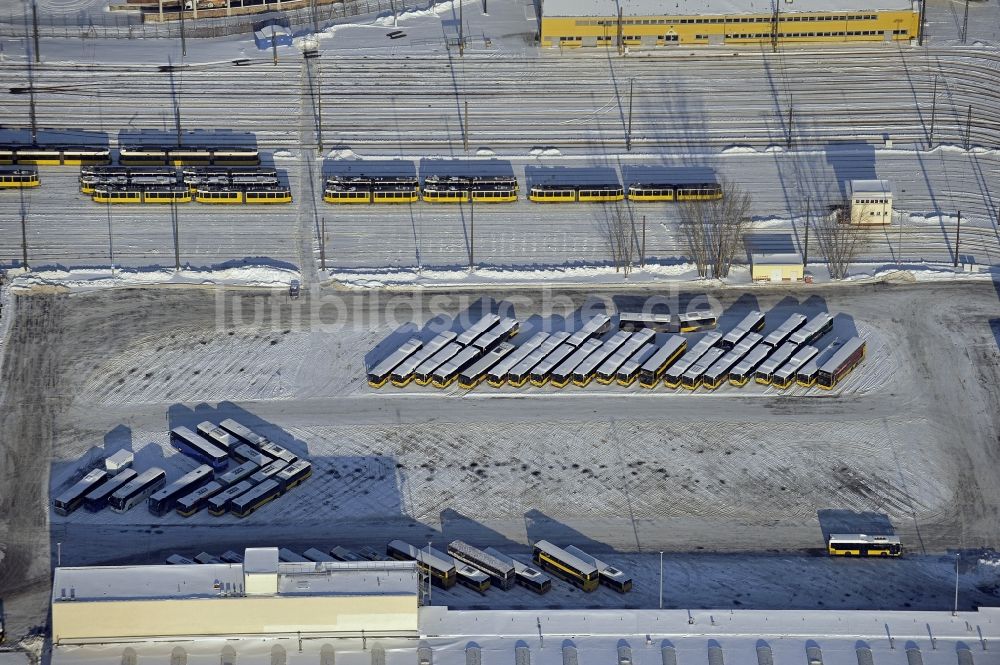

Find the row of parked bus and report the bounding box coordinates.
[80,166,291,204]
[367,310,866,392]
[52,419,311,519]
[323,173,722,205]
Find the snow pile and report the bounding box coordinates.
[372,0,471,26]
[329,262,699,288]
[327,148,359,160]
[476,148,497,156]
[271,149,296,160]
[529,147,562,157]
[11,265,299,291]
[721,145,757,154]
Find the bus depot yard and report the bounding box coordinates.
[366,309,867,392]
[0,280,989,635]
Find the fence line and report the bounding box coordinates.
[0,0,413,39]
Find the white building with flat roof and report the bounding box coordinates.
[51,548,419,644]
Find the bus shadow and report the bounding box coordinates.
[816,509,895,543]
[322,158,418,179]
[523,508,628,561]
[619,165,718,189]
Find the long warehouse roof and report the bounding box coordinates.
[542,0,916,17]
[52,558,419,602]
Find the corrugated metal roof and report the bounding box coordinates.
[542,0,914,18]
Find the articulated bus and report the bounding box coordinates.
[618,312,675,332]
[329,546,365,562]
[389,331,458,387]
[455,314,501,347]
[796,340,844,388]
[449,540,516,590]
[701,333,762,391]
[231,443,272,468]
[499,332,569,387]
[54,469,109,516]
[169,426,228,471]
[83,469,137,512]
[367,338,423,388]
[616,343,658,386]
[529,183,624,203]
[596,329,655,384]
[426,544,491,593]
[196,421,240,452]
[529,343,577,387]
[677,311,717,333]
[638,335,687,388]
[386,540,457,589]
[230,479,282,518]
[483,547,552,594]
[719,311,765,350]
[249,459,289,485]
[828,533,901,557]
[303,548,336,563]
[680,347,725,390]
[788,312,834,347]
[432,346,483,388]
[148,465,214,516]
[753,341,799,385]
[566,315,612,347]
[275,459,312,492]
[550,339,603,388]
[460,342,515,388]
[279,548,309,563]
[175,481,224,517]
[662,332,722,388]
[414,342,463,386]
[572,330,632,387]
[816,337,865,389]
[532,540,599,592]
[109,467,167,513]
[761,313,807,348]
[218,419,297,465]
[770,345,819,388]
[486,332,549,386]
[472,318,520,354]
[729,344,772,386]
[207,480,256,516]
[564,545,633,593]
[216,460,260,487]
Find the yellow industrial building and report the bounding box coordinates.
[540,0,921,48]
[751,253,805,282]
[51,548,419,643]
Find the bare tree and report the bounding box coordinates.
[679,180,753,279]
[815,201,871,279]
[600,202,638,277]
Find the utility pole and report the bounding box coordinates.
[640,214,646,267]
[658,551,663,609]
[469,200,475,269]
[961,0,970,44]
[463,100,469,152]
[617,8,624,55]
[320,216,326,270]
[787,93,794,150]
[953,553,960,615]
[953,210,961,268]
[106,200,115,277]
[272,26,278,65]
[917,0,926,45]
[803,197,810,266]
[316,59,324,153]
[310,0,319,36]
[459,0,464,56]
[179,5,186,57]
[928,75,938,148]
[897,206,903,265]
[771,3,779,53]
[964,104,972,150]
[19,189,29,270]
[31,1,40,63]
[626,78,634,151]
[172,202,181,270]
